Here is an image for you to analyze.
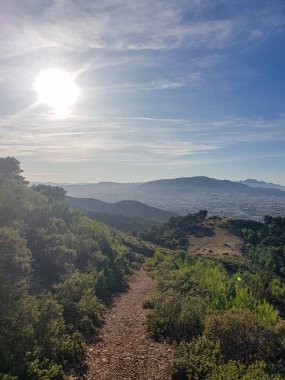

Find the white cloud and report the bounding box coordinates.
[1,111,284,165]
[0,0,276,60]
[0,0,283,62]
[0,0,284,180]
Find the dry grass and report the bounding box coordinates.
[188,219,243,258]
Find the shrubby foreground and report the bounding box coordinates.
[144,215,285,379]
[0,161,143,379]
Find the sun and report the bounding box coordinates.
[35,68,80,117]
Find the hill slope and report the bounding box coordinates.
[66,196,176,221]
[187,218,243,257]
[0,178,155,379]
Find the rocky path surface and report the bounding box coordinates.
[86,269,173,380]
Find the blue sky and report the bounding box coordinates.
[0,0,285,184]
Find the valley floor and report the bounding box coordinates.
[86,269,173,380]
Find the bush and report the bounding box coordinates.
[175,296,206,341]
[0,173,141,378]
[146,291,181,341]
[208,360,282,380]
[146,292,205,342]
[54,271,104,336]
[204,309,284,365]
[27,359,64,380]
[0,375,18,380]
[170,336,221,380]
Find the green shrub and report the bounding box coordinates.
[208,360,282,380]
[204,309,284,365]
[256,301,280,326]
[54,271,104,336]
[175,296,206,341]
[146,292,205,342]
[0,173,141,378]
[233,287,256,311]
[146,291,181,341]
[170,336,221,380]
[0,374,18,380]
[77,290,104,335]
[27,359,64,380]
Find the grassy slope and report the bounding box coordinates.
[187,217,244,257]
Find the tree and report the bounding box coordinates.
[0,157,27,184]
[0,227,31,288]
[197,209,208,222]
[32,185,66,202]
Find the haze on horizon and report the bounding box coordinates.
[0,0,285,185]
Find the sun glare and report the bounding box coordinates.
[35,69,79,117]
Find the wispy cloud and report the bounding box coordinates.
[0,1,284,182]
[1,111,284,166]
[1,0,283,61]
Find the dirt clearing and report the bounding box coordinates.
[188,219,243,257]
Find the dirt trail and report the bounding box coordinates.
[86,269,173,380]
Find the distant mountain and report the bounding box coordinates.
[141,176,285,197]
[42,176,285,220]
[66,196,176,222]
[50,176,285,199]
[239,179,285,192]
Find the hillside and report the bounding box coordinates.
[65,196,176,233]
[143,213,285,379]
[0,177,155,379]
[187,217,243,257]
[2,169,285,380]
[66,196,176,221]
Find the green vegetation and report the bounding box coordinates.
[65,196,176,233]
[140,210,208,249]
[2,157,285,380]
[0,158,144,379]
[227,217,285,309]
[144,215,285,379]
[76,210,157,233]
[0,157,27,184]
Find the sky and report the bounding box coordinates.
[0,0,285,184]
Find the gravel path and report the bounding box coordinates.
[86,269,173,380]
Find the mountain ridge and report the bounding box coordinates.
[36,176,285,220]
[239,178,285,192]
[66,196,176,221]
[36,176,285,192]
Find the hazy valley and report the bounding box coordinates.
[48,176,285,221]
